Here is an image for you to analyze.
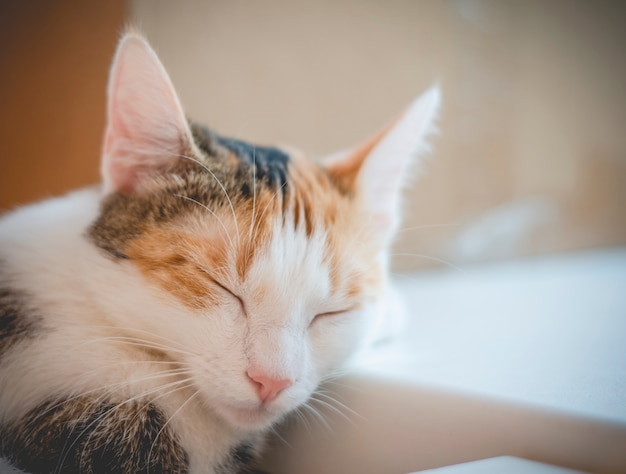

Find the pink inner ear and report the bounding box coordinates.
[103,128,145,194]
[102,34,191,195]
[103,129,127,192]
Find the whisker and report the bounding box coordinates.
[291,406,314,437]
[268,424,291,449]
[75,336,198,358]
[78,325,197,354]
[389,271,425,286]
[77,364,192,382]
[173,193,235,250]
[251,181,287,242]
[300,402,333,433]
[55,379,195,473]
[309,396,352,424]
[319,373,367,397]
[390,253,465,273]
[177,153,241,248]
[44,369,196,421]
[312,391,361,421]
[243,145,258,272]
[396,223,460,234]
[148,389,200,473]
[248,145,257,245]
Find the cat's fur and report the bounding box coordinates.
[0,34,439,474]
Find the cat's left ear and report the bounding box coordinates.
[326,86,440,241]
[102,34,194,194]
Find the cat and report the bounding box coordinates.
[0,33,439,474]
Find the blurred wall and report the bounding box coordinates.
[1,1,624,272]
[131,0,626,271]
[0,0,126,208]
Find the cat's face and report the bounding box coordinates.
[89,34,439,430]
[91,131,382,429]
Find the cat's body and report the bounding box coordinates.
[0,34,439,474]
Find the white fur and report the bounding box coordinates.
[0,189,373,472]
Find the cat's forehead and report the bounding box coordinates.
[90,125,368,310]
[187,124,349,240]
[91,124,333,252]
[191,123,291,194]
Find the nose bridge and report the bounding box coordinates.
[246,324,301,379]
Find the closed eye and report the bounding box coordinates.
[196,265,247,315]
[316,310,348,318]
[212,280,246,315]
[312,308,354,324]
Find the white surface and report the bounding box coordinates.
[356,247,626,424]
[412,456,587,474]
[263,248,626,474]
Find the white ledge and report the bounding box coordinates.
[356,247,626,424]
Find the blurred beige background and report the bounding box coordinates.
[1,0,625,271]
[131,0,626,271]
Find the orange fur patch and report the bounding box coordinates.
[125,224,228,310]
[125,148,386,312]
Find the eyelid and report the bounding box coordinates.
[210,278,235,296]
[196,265,247,314]
[317,310,348,318]
[213,280,246,310]
[314,307,356,321]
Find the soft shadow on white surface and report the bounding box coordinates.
[262,248,626,474]
[262,375,626,474]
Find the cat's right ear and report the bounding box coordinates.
[325,87,440,243]
[102,34,193,194]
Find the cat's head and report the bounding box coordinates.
[88,34,439,430]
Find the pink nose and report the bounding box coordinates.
[247,370,293,403]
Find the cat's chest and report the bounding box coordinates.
[90,354,264,473]
[85,364,264,474]
[0,328,261,474]
[163,394,264,474]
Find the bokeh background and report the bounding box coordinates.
[1,0,625,271]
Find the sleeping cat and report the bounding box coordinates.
[0,33,439,474]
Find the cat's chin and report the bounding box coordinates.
[218,401,289,430]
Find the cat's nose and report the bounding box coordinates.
[247,369,293,403]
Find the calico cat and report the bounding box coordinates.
[0,33,439,474]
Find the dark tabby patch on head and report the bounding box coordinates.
[215,136,290,191]
[0,397,188,474]
[0,281,40,359]
[190,123,290,191]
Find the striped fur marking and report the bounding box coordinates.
[216,441,264,474]
[0,272,40,359]
[0,397,189,474]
